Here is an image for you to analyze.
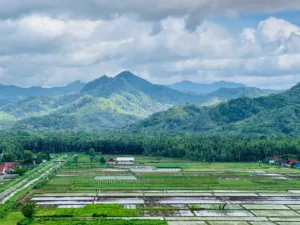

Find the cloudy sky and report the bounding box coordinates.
[1,0,300,89]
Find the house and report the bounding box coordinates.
[296,162,300,169]
[269,156,281,165]
[116,157,134,165]
[107,158,116,164]
[0,165,5,175]
[286,158,298,168]
[3,162,20,173]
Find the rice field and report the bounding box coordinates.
[2,154,300,225]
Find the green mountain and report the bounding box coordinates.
[0,71,272,131]
[169,80,246,93]
[0,81,85,106]
[131,83,300,135]
[81,71,205,105]
[201,87,268,106]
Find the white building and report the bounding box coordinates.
[116,157,134,165]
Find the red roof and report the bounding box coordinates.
[269,156,281,161]
[0,165,4,175]
[288,158,298,164]
[107,158,115,162]
[4,162,20,168]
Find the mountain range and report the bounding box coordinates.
[131,82,300,135]
[169,80,246,93]
[0,71,279,131]
[0,81,85,106]
[169,80,283,94]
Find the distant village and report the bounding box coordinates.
[0,151,49,181]
[269,156,300,168]
[107,157,135,165]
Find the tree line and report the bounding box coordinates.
[0,131,300,162]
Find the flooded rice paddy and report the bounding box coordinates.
[31,190,300,224]
[25,160,300,224]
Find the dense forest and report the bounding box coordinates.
[131,82,300,135]
[1,131,300,162]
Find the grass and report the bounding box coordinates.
[32,219,167,225]
[0,211,25,225]
[36,204,139,217]
[41,162,300,191]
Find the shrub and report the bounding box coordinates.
[22,201,36,218]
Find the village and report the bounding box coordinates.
[0,151,50,185]
[269,155,300,168]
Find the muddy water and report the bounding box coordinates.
[58,205,85,208]
[95,197,144,204]
[32,197,95,201]
[31,194,300,206]
[141,210,194,217]
[153,197,222,204]
[194,210,253,217]
[37,201,92,205]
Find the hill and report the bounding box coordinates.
[0,81,85,106]
[131,82,300,135]
[0,71,271,131]
[81,71,205,105]
[169,80,246,93]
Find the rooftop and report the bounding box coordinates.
[116,157,134,161]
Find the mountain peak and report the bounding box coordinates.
[116,71,136,78]
[288,82,300,94]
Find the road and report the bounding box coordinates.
[0,155,66,204]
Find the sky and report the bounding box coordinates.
[1,0,300,89]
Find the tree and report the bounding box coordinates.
[21,200,36,218]
[99,156,106,165]
[74,155,79,166]
[35,153,43,165]
[89,148,96,163]
[90,155,95,163]
[1,153,15,162]
[14,167,27,176]
[88,148,96,157]
[23,150,34,164]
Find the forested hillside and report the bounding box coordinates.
[132,82,300,135]
[0,71,269,131]
[0,81,85,105]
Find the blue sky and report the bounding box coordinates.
[212,10,300,33]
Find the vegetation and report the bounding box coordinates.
[36,204,138,217]
[132,82,300,135]
[0,71,272,131]
[1,131,300,163]
[22,201,37,219]
[30,219,167,225]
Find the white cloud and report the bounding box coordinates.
[256,17,299,44]
[0,13,300,89]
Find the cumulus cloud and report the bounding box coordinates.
[1,0,300,29]
[0,3,300,89]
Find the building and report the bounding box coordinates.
[286,158,298,168]
[296,162,300,169]
[0,165,5,175]
[3,162,20,173]
[107,158,116,164]
[116,157,134,165]
[269,156,281,165]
